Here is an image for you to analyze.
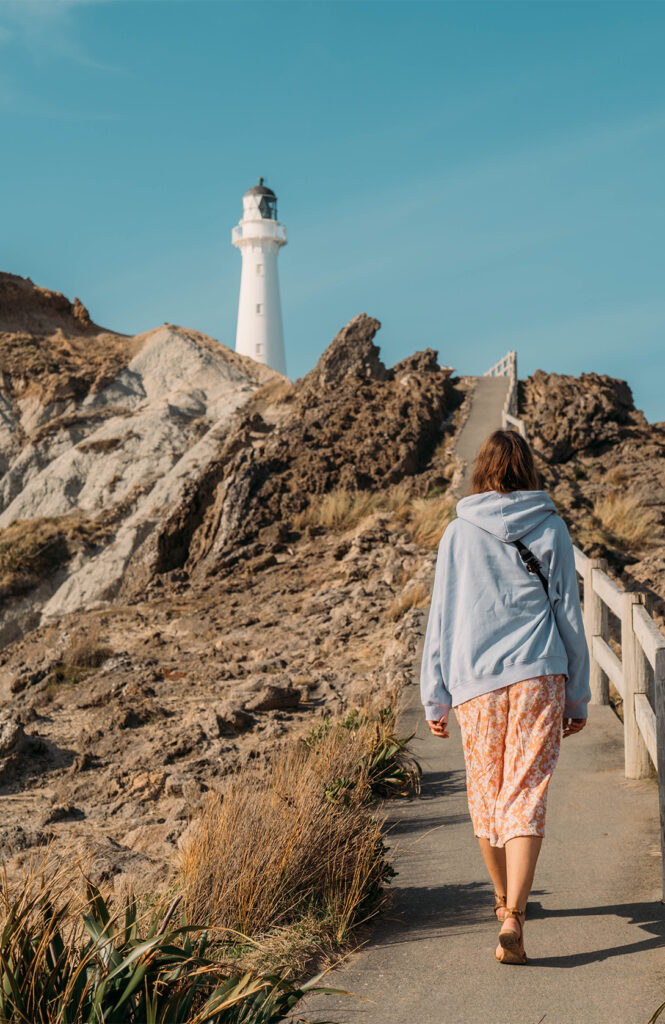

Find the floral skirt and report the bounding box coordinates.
[454,674,566,848]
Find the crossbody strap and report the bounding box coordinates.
[512,539,549,597]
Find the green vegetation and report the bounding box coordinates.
[304,705,422,800]
[0,868,334,1024]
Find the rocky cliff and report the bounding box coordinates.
[0,272,278,646]
[0,275,465,883]
[120,313,459,593]
[520,369,665,622]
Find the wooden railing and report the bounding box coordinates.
[574,545,665,899]
[484,351,526,438]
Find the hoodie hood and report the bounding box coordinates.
[456,490,557,543]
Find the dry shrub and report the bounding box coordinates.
[388,581,429,621]
[293,490,380,532]
[180,740,390,950]
[45,623,113,694]
[591,493,661,551]
[244,376,294,411]
[404,495,454,548]
[605,466,629,487]
[179,706,422,967]
[295,485,454,548]
[0,514,111,601]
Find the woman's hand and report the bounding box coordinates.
[427,715,450,739]
[563,717,586,738]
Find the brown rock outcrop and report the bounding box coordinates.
[519,370,647,463]
[0,272,134,404]
[146,314,460,578]
[520,369,665,621]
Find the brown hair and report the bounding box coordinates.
[469,429,541,494]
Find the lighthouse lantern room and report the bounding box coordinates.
[232,177,287,376]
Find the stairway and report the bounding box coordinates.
[454,375,510,496]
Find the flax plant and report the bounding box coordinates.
[0,861,335,1024]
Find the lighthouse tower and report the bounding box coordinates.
[232,178,287,375]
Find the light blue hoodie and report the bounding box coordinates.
[420,490,590,722]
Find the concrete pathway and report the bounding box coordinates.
[307,683,665,1024]
[454,375,510,494]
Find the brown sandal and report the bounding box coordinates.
[496,907,527,965]
[493,893,507,922]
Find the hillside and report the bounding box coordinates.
[1,271,663,886]
[0,272,279,647]
[0,278,466,882]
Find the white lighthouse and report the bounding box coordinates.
[232,178,287,375]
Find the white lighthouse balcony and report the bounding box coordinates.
[232,221,287,246]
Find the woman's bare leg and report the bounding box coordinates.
[477,838,507,911]
[505,835,542,910]
[497,835,542,952]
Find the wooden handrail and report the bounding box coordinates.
[573,542,665,899]
[484,351,526,435]
[636,693,658,767]
[633,603,665,670]
[591,635,624,698]
[591,567,624,619]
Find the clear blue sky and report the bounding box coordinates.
[2,1,664,422]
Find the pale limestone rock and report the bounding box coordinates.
[0,325,282,634]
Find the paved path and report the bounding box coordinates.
[454,375,510,494]
[307,683,665,1024]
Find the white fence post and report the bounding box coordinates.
[622,591,652,779]
[584,556,609,704]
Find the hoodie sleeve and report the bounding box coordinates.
[420,532,453,722]
[549,519,591,718]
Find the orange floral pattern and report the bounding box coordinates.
[454,674,566,848]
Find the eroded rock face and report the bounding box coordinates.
[243,680,301,713]
[520,370,647,463]
[0,274,281,641]
[145,314,460,578]
[0,711,43,789]
[0,711,27,758]
[520,369,665,623]
[0,288,464,882]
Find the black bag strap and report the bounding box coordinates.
[513,539,549,597]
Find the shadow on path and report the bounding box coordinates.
[373,878,665,967]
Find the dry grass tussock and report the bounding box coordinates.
[387,581,429,621]
[242,376,294,414]
[295,484,454,549]
[582,492,662,552]
[0,514,112,601]
[604,466,630,487]
[179,705,420,973]
[42,623,113,699]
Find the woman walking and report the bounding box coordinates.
[420,429,590,965]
